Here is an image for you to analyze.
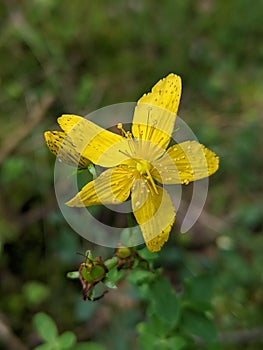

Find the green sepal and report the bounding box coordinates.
[67,271,79,279]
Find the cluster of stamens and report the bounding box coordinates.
[117,122,159,195]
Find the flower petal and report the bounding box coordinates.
[44,131,91,168]
[152,141,219,184]
[131,180,175,252]
[132,74,181,149]
[58,115,128,167]
[66,166,133,207]
[57,114,84,132]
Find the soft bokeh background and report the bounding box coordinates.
[1,0,263,349]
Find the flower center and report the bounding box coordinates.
[117,123,159,195]
[136,159,152,175]
[135,159,158,195]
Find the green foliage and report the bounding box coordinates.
[128,269,220,349]
[33,313,58,344]
[33,313,106,350]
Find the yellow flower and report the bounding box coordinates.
[44,73,219,252]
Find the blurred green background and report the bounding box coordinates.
[0,0,263,349]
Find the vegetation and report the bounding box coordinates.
[0,1,263,349]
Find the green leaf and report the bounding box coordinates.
[137,322,157,350]
[138,322,187,350]
[33,343,53,350]
[138,315,169,338]
[105,266,125,284]
[72,342,107,350]
[164,336,187,350]
[184,274,213,308]
[128,269,154,285]
[137,247,159,261]
[57,331,76,348]
[182,310,218,344]
[33,313,58,343]
[150,276,180,328]
[103,277,118,289]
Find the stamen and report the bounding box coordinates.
[119,150,132,158]
[145,166,159,195]
[126,131,133,139]
[144,107,152,140]
[136,159,159,195]
[117,123,136,156]
[117,123,129,138]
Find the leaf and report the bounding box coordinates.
[137,322,158,350]
[183,274,213,311]
[72,343,107,350]
[33,313,58,343]
[137,322,187,350]
[33,343,53,350]
[181,310,218,344]
[137,246,159,261]
[105,266,126,284]
[128,269,154,285]
[150,276,180,328]
[103,277,118,289]
[57,331,76,348]
[164,336,188,350]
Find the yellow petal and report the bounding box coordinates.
[152,141,219,184]
[137,73,182,113]
[66,166,133,207]
[131,181,175,252]
[57,114,84,132]
[58,115,128,167]
[132,73,182,149]
[44,131,90,169]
